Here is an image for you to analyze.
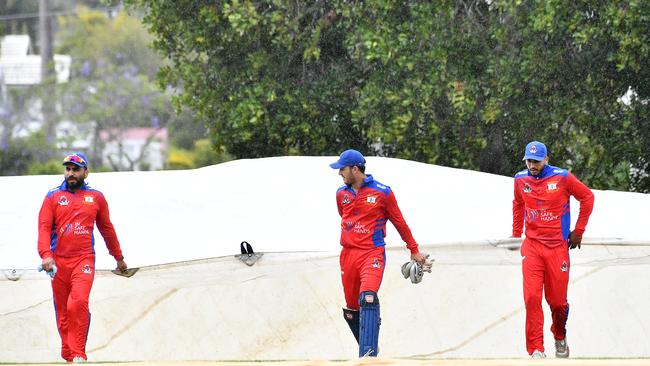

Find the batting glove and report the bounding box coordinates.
[38,264,57,278]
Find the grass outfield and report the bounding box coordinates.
[3,359,650,366]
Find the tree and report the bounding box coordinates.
[0,82,60,175]
[55,7,194,170]
[126,0,650,191]
[126,0,369,158]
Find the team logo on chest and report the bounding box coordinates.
[58,196,69,206]
[547,181,559,192]
[522,183,532,193]
[366,196,376,204]
[83,195,94,204]
[342,194,350,205]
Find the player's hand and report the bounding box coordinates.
[411,252,427,265]
[116,259,128,272]
[568,231,582,249]
[421,254,434,272]
[411,253,434,272]
[41,257,55,272]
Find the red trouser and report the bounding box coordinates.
[521,238,570,355]
[51,254,95,362]
[340,246,386,310]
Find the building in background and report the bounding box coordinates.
[1,35,167,172]
[0,35,70,85]
[100,127,168,171]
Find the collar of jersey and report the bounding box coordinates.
[343,174,375,192]
[362,174,375,186]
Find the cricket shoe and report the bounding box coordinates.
[531,349,546,358]
[72,356,86,363]
[555,337,569,358]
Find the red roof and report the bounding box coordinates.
[99,127,167,142]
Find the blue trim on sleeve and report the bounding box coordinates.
[363,175,392,196]
[514,169,529,178]
[561,202,571,240]
[46,184,63,198]
[50,231,58,252]
[539,165,568,179]
[365,175,390,247]
[371,228,385,247]
[338,185,357,198]
[372,218,387,247]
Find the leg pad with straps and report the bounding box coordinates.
[358,291,380,357]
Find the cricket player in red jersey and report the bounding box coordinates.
[38,152,127,363]
[331,149,428,357]
[512,141,594,359]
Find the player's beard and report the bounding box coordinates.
[343,175,355,186]
[67,177,85,190]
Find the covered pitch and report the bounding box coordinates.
[1,157,649,363]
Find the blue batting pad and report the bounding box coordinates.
[358,291,380,357]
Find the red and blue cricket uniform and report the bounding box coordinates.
[38,181,123,362]
[512,165,594,355]
[336,174,419,310]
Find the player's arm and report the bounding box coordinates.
[37,195,55,271]
[95,193,125,264]
[512,180,525,238]
[566,173,595,249]
[336,191,343,217]
[385,190,420,256]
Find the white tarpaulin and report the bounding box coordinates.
[1,156,649,269]
[1,157,649,362]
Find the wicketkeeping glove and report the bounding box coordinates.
[401,254,434,284]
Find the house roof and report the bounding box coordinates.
[99,127,168,142]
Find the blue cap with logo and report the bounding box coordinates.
[62,152,89,168]
[329,149,366,169]
[522,141,547,161]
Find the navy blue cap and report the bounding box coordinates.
[62,152,89,168]
[522,141,547,161]
[329,149,366,169]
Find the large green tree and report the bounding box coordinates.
[126,1,368,158]
[126,0,650,192]
[480,1,647,189]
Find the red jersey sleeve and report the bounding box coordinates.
[566,172,595,235]
[336,191,343,217]
[37,195,54,259]
[385,191,419,254]
[512,180,525,237]
[95,192,123,260]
